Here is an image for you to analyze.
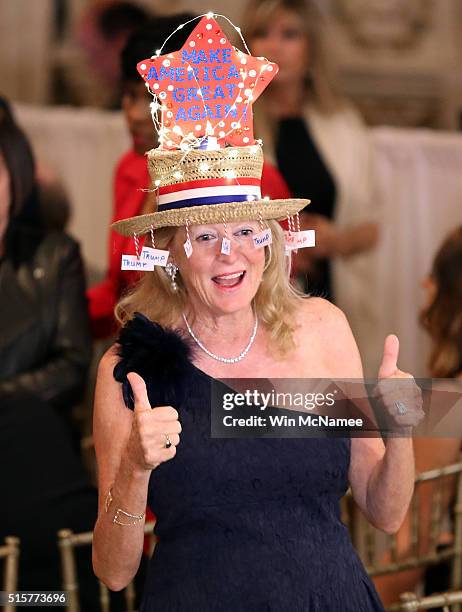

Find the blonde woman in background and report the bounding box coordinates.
[243,0,381,375]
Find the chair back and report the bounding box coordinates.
[350,461,462,583]
[400,589,462,611]
[58,521,156,612]
[0,536,20,612]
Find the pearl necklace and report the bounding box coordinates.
[182,313,258,364]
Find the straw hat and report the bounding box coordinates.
[112,144,309,236]
[111,14,310,238]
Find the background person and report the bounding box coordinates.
[0,96,92,448]
[0,96,102,608]
[243,0,381,374]
[374,225,462,606]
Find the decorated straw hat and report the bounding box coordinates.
[111,13,309,238]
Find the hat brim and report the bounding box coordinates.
[111,198,310,236]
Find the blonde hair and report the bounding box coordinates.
[242,0,343,113]
[115,220,306,356]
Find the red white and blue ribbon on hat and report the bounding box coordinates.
[157,177,261,211]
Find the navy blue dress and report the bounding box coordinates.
[114,313,384,612]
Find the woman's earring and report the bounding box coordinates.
[165,262,179,292]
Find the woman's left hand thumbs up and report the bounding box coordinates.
[374,335,425,431]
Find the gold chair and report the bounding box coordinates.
[58,521,156,612]
[346,461,462,611]
[0,536,20,612]
[400,590,462,611]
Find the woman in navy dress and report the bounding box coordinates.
[92,211,423,611]
[91,15,423,611]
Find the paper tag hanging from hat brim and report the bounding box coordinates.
[121,255,155,271]
[253,228,272,249]
[141,247,170,267]
[284,230,316,251]
[221,237,231,255]
[121,231,156,270]
[184,238,193,258]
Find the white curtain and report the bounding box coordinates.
[13,105,462,376]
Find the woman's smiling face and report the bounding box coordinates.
[172,221,266,316]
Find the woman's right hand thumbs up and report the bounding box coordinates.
[125,372,181,471]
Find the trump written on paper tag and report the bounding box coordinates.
[253,228,272,249]
[121,255,155,271]
[141,247,170,267]
[285,230,316,250]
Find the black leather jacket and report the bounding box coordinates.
[0,227,92,413]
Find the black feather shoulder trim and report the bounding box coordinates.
[113,312,195,409]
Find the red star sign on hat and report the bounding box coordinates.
[136,14,278,149]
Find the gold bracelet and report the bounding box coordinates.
[104,486,145,526]
[104,487,113,513]
[113,507,146,526]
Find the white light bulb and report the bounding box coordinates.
[155,49,161,56]
[199,162,210,172]
[173,171,183,180]
[225,169,236,179]
[154,179,161,187]
[206,11,214,19]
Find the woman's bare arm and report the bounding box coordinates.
[92,347,180,590]
[348,332,420,533]
[316,301,416,534]
[92,347,151,590]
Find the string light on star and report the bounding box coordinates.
[136,13,278,150]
